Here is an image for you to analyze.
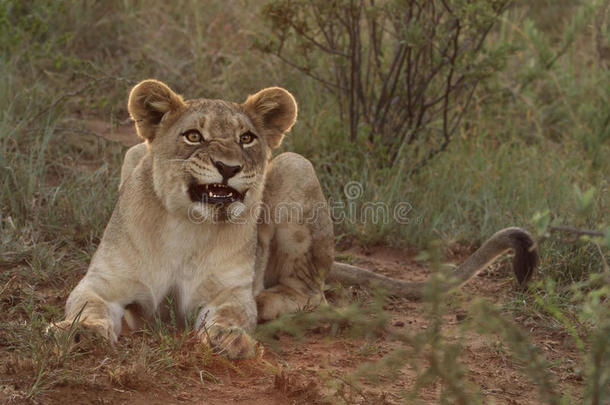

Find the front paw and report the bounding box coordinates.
[201,325,257,360]
[46,318,117,344]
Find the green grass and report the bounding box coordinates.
[0,0,608,403]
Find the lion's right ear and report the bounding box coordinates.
[128,80,185,141]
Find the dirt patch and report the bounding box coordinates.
[60,116,140,149]
[79,117,140,147]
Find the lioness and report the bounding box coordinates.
[48,80,537,359]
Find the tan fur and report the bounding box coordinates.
[49,80,537,360]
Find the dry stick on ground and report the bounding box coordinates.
[548,226,606,238]
[0,275,18,297]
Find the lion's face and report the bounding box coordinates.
[127,80,297,222]
[150,100,269,222]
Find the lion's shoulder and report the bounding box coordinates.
[119,142,148,189]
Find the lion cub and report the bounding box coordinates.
[48,80,334,359]
[49,80,538,360]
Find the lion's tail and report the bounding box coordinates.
[327,227,538,301]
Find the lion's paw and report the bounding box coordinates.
[201,325,257,360]
[46,318,117,345]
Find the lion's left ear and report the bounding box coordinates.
[242,87,297,149]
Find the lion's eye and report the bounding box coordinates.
[239,131,256,145]
[183,130,203,144]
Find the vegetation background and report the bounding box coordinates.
[0,0,608,403]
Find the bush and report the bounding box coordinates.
[260,0,513,170]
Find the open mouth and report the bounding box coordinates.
[188,183,245,204]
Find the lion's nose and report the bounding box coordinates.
[212,158,242,180]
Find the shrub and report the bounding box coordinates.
[259,0,512,170]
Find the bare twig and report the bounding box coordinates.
[548,226,606,238]
[0,275,18,297]
[271,52,346,92]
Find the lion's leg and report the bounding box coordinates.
[255,152,334,322]
[48,274,130,342]
[194,285,258,360]
[256,278,325,322]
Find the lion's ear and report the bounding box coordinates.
[128,80,185,141]
[242,87,297,149]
